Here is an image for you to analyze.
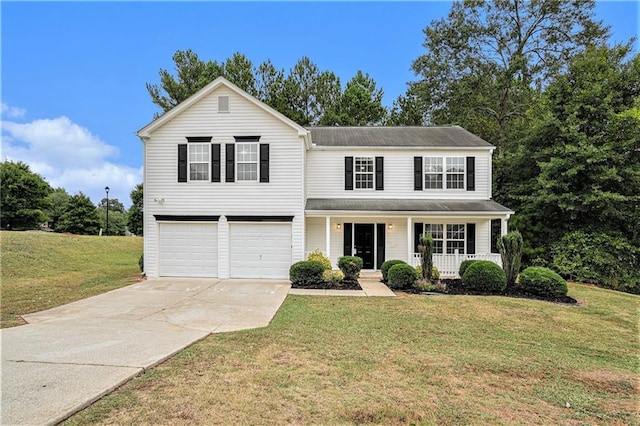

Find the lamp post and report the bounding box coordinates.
[105,186,110,236]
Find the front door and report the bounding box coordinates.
[354,224,375,269]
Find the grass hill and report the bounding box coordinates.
[1,231,142,328]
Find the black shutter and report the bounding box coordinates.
[211,144,221,182]
[225,144,235,182]
[343,223,352,256]
[178,144,187,182]
[414,156,423,190]
[345,157,353,190]
[375,156,384,190]
[414,222,424,253]
[467,223,476,254]
[260,144,269,183]
[466,156,475,191]
[376,223,386,269]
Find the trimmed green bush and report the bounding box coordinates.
[337,256,363,280]
[458,259,477,277]
[498,231,523,288]
[418,234,434,280]
[388,263,419,290]
[307,250,332,271]
[289,260,325,287]
[462,260,506,294]
[519,266,568,298]
[381,259,406,282]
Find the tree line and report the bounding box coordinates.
[0,160,143,236]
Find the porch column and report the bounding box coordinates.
[325,216,331,260]
[407,216,413,263]
[501,214,510,236]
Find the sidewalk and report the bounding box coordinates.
[289,272,395,297]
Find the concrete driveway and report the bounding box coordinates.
[0,278,290,426]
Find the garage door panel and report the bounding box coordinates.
[229,223,292,279]
[159,223,218,277]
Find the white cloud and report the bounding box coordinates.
[1,109,141,207]
[1,103,27,119]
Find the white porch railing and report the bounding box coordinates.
[412,252,502,277]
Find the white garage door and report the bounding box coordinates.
[229,223,292,279]
[158,223,218,277]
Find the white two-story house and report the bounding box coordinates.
[137,77,513,279]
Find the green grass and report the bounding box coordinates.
[65,284,639,425]
[0,231,143,328]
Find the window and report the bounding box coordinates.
[422,156,465,190]
[236,142,258,181]
[425,224,444,254]
[355,157,374,189]
[446,224,465,254]
[188,144,209,181]
[446,157,465,189]
[424,157,443,189]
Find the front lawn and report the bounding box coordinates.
[66,283,639,425]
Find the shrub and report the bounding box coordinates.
[381,259,406,282]
[415,265,440,281]
[458,260,477,277]
[289,260,325,287]
[387,263,419,290]
[337,256,363,280]
[138,253,144,273]
[322,269,344,286]
[462,260,506,294]
[498,231,523,288]
[307,250,331,271]
[519,266,568,298]
[418,234,434,280]
[552,231,640,294]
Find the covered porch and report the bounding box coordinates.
[305,198,513,277]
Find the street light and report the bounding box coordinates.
[105,186,110,236]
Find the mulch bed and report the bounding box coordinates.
[290,279,362,291]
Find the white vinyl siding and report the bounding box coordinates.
[306,149,492,200]
[144,86,305,277]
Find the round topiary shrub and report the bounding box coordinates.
[415,265,440,281]
[458,259,477,277]
[519,266,568,298]
[387,263,419,290]
[289,260,325,287]
[462,260,506,294]
[338,256,364,280]
[381,259,406,283]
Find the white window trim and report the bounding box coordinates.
[236,142,259,182]
[188,143,210,182]
[424,223,465,254]
[423,156,465,190]
[354,156,375,190]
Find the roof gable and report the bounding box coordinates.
[137,77,310,139]
[308,126,494,148]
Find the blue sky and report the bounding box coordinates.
[2,1,638,207]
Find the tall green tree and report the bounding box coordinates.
[0,161,52,230]
[46,187,70,231]
[97,208,127,236]
[57,193,101,235]
[502,44,640,259]
[223,52,257,96]
[127,183,144,236]
[322,71,387,126]
[406,0,608,153]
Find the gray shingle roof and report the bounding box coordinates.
[308,126,494,148]
[306,198,513,213]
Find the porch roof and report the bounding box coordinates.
[305,198,513,214]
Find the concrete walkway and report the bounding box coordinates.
[1,278,290,426]
[289,272,395,297]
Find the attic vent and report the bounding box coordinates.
[218,96,229,113]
